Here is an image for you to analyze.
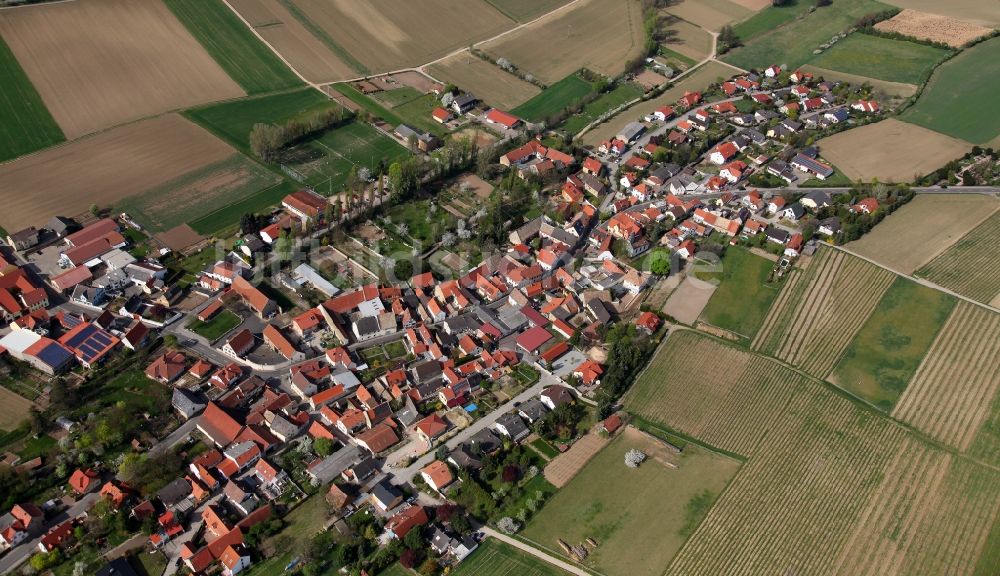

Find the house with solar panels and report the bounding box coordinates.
[0,330,76,375]
[57,322,121,369]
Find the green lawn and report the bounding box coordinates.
[184,88,338,152]
[302,120,410,190]
[451,538,569,576]
[830,277,956,411]
[383,199,454,246]
[699,248,780,339]
[190,179,299,236]
[0,36,64,162]
[187,309,241,341]
[522,433,740,576]
[732,1,814,43]
[116,154,284,233]
[809,33,950,85]
[247,494,331,575]
[332,83,446,138]
[723,0,893,72]
[561,82,643,134]
[373,87,424,108]
[79,368,172,418]
[513,73,595,122]
[164,0,302,93]
[484,0,570,21]
[901,36,1000,144]
[530,437,560,459]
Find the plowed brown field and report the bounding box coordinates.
[0,0,243,138]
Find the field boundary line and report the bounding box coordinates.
[217,0,319,90]
[829,244,999,314]
[488,530,604,576]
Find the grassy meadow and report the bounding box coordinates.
[699,247,781,339]
[0,35,64,161]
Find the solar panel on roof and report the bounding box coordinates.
[36,343,73,368]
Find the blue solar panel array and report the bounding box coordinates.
[65,324,117,363]
[35,342,74,369]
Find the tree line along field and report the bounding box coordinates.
[751,247,896,379]
[450,538,569,576]
[0,0,244,140]
[0,35,63,162]
[892,302,1000,461]
[184,88,339,152]
[900,36,1000,145]
[829,277,956,410]
[916,211,1000,306]
[522,428,740,576]
[845,194,1000,275]
[807,33,951,85]
[480,0,646,85]
[698,247,781,339]
[163,0,302,94]
[511,73,595,122]
[624,330,1000,575]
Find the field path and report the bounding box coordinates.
[479,530,593,576]
[219,0,317,88]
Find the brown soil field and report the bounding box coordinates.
[0,387,34,431]
[0,114,235,230]
[875,10,992,48]
[428,51,540,110]
[881,0,1000,27]
[817,119,973,183]
[846,194,1000,274]
[892,303,1000,452]
[157,225,206,253]
[661,14,714,61]
[228,0,356,83]
[385,71,440,94]
[480,0,647,84]
[453,127,500,149]
[663,276,717,325]
[0,0,243,139]
[289,0,515,73]
[800,65,916,106]
[543,430,609,487]
[582,61,736,146]
[663,0,752,32]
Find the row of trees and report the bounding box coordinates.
[250,106,350,163]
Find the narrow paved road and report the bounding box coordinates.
[391,377,549,483]
[0,493,99,573]
[480,528,594,576]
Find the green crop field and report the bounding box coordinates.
[901,36,1000,144]
[184,88,337,152]
[190,179,298,235]
[116,154,284,233]
[699,248,780,339]
[512,73,595,122]
[808,33,950,85]
[560,82,643,134]
[523,432,740,576]
[451,538,568,576]
[164,0,302,94]
[0,36,64,162]
[722,0,893,72]
[333,83,445,137]
[484,0,570,22]
[732,1,813,43]
[830,277,955,410]
[187,309,241,341]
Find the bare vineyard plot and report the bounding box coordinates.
[916,211,1000,306]
[752,247,895,378]
[893,303,1000,460]
[627,331,1000,575]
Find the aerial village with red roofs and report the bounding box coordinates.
[1,0,998,575]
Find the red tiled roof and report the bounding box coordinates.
[516,326,552,353]
[199,402,243,446]
[485,109,521,129]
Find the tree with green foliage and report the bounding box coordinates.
[314,437,334,457]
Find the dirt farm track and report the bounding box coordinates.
[0,114,236,230]
[0,0,243,139]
